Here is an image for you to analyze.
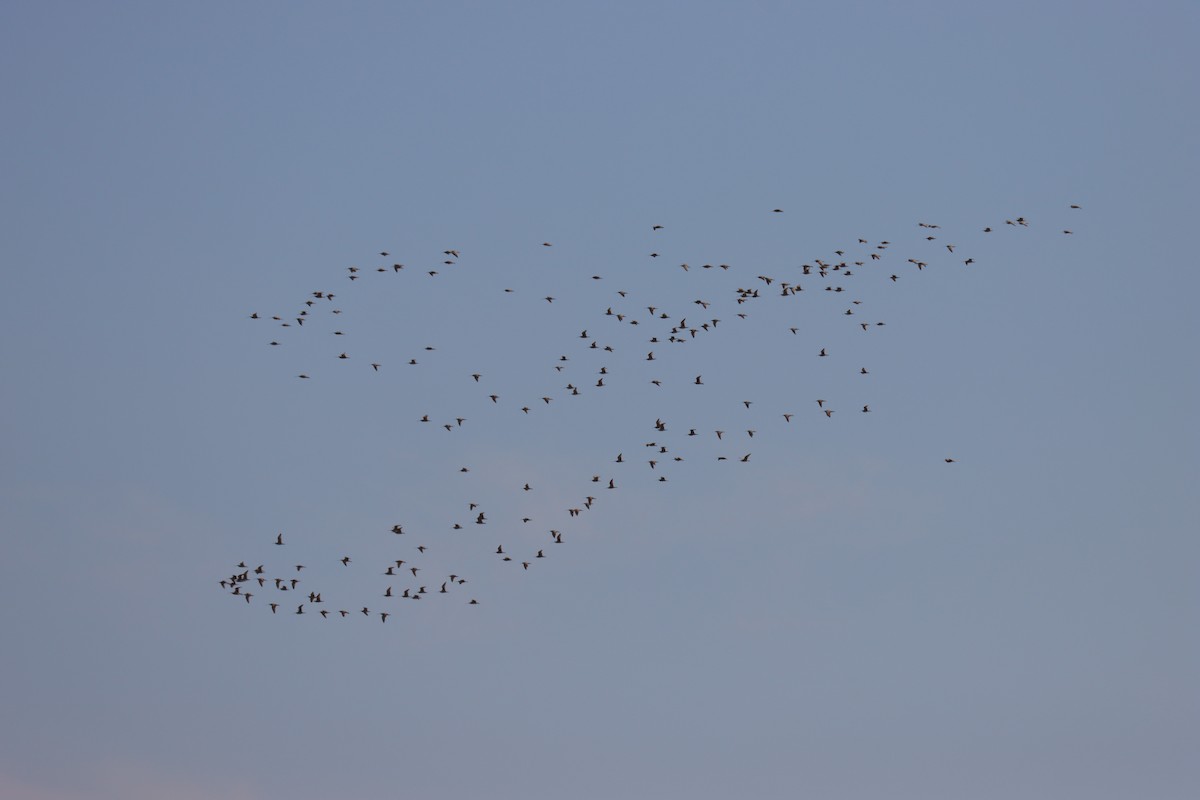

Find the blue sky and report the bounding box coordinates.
[1,2,1197,798]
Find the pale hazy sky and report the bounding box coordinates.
[1,2,1197,799]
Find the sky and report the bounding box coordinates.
[1,1,1197,798]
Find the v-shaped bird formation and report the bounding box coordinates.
[222,205,1082,620]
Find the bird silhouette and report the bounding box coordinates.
[223,201,1082,622]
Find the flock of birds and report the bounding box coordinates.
[222,206,1082,621]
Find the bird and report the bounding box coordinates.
[222,198,1083,621]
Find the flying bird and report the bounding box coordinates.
[223,197,1081,622]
